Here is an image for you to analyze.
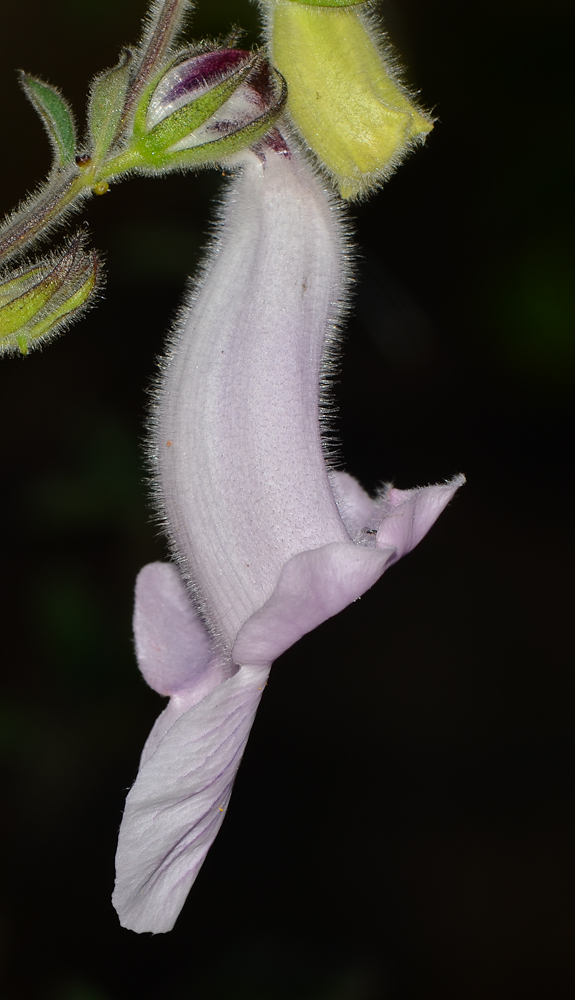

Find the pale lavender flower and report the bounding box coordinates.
[112,134,463,933]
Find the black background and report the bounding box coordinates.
[0,1,573,997]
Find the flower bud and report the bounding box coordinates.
[0,235,99,355]
[262,0,433,199]
[128,48,286,171]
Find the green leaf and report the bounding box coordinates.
[19,73,77,167]
[88,49,134,159]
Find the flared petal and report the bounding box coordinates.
[134,561,215,697]
[113,661,268,934]
[376,474,465,561]
[330,470,385,540]
[232,474,463,667]
[331,470,464,554]
[232,540,394,667]
[133,562,226,765]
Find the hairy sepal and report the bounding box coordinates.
[0,233,100,355]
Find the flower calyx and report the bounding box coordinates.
[0,234,100,355]
[107,47,287,175]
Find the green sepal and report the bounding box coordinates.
[135,54,258,162]
[16,266,97,353]
[0,235,99,355]
[0,266,63,335]
[88,49,134,159]
[131,49,194,140]
[0,266,44,308]
[19,73,76,167]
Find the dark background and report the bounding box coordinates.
[0,1,573,997]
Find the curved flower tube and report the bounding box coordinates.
[112,136,463,933]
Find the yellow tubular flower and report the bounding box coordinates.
[263,0,433,199]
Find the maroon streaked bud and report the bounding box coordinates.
[146,49,253,130]
[131,48,286,169]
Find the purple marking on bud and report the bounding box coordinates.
[257,126,290,157]
[163,50,250,105]
[244,58,276,107]
[166,60,283,154]
[147,49,252,130]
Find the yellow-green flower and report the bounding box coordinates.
[262,0,433,199]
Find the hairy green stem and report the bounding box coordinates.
[0,170,90,266]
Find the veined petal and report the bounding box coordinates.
[113,661,268,934]
[154,144,351,648]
